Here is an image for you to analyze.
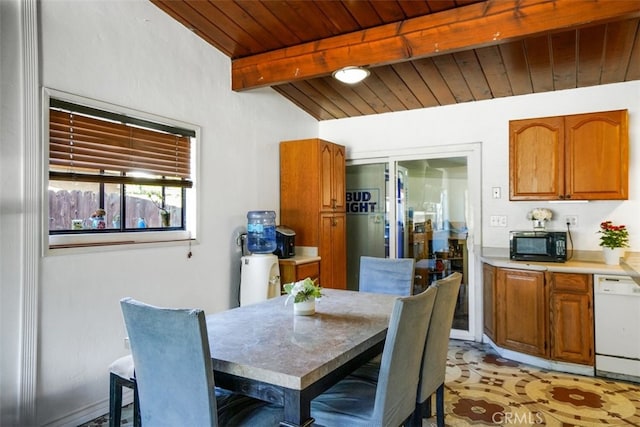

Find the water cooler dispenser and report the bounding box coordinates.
[240,211,281,306]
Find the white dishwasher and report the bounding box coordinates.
[594,274,640,382]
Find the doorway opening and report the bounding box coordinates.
[346,144,481,338]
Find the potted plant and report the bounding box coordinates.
[146,191,171,227]
[597,221,629,265]
[283,277,323,316]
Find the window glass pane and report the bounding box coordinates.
[49,180,99,231]
[104,183,122,229]
[124,184,183,229]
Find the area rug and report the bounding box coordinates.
[81,340,640,426]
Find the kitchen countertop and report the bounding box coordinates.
[621,253,640,284]
[481,255,631,276]
[278,254,321,265]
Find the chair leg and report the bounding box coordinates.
[132,379,141,427]
[436,383,445,427]
[424,393,432,418]
[109,373,123,427]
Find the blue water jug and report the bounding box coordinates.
[247,210,276,254]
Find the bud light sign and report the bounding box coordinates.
[346,189,379,214]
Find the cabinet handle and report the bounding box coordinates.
[565,194,571,199]
[331,199,337,209]
[332,219,338,226]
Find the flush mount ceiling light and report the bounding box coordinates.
[332,66,370,84]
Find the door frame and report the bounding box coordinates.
[347,142,482,341]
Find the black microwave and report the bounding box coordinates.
[510,231,567,262]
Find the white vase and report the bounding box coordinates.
[602,247,624,265]
[532,219,546,230]
[294,298,315,316]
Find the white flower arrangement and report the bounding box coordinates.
[283,277,323,305]
[528,208,553,221]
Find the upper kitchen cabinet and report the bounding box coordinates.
[509,110,628,201]
[319,141,345,212]
[280,139,347,289]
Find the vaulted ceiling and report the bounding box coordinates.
[151,0,640,121]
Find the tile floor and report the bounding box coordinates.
[81,340,640,426]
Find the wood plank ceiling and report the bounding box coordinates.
[151,0,640,121]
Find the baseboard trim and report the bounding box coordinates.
[42,390,133,427]
[482,335,595,377]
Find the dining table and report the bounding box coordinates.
[205,288,398,427]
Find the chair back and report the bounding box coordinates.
[359,256,415,296]
[417,272,462,403]
[120,298,218,427]
[371,286,437,426]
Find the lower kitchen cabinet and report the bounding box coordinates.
[549,273,594,365]
[496,268,548,358]
[319,213,346,289]
[279,259,320,287]
[485,263,595,366]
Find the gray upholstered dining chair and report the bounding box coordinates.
[359,256,415,296]
[119,297,283,427]
[108,354,139,427]
[412,272,462,427]
[310,286,438,427]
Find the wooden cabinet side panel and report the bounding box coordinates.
[565,110,628,200]
[509,117,564,200]
[279,263,297,288]
[496,268,547,357]
[483,263,496,341]
[280,140,320,246]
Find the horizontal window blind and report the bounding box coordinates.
[49,101,193,187]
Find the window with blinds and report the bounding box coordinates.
[47,96,196,246]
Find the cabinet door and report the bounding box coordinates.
[496,268,547,357]
[332,144,345,212]
[509,117,564,200]
[483,263,496,341]
[565,110,628,200]
[319,213,346,289]
[320,141,346,212]
[550,273,594,365]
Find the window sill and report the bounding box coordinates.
[47,230,194,255]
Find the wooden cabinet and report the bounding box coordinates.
[549,273,594,365]
[279,259,320,287]
[483,263,496,341]
[487,266,595,366]
[496,268,548,358]
[319,213,346,288]
[280,139,346,289]
[509,109,628,200]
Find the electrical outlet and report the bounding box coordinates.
[565,215,578,226]
[490,215,507,227]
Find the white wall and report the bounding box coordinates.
[320,82,640,253]
[1,0,317,425]
[3,0,639,424]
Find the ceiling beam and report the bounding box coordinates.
[231,0,640,91]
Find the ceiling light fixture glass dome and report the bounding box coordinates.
[332,66,370,84]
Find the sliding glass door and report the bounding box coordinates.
[346,144,481,338]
